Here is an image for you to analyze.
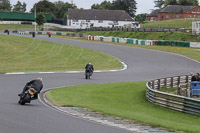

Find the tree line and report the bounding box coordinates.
[0,0,199,22]
[0,0,77,19]
[0,0,137,18]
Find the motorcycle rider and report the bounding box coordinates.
[18,78,43,100]
[85,62,94,73]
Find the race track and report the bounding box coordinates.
[0,33,199,133]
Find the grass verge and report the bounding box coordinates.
[0,24,37,31]
[141,18,200,29]
[46,82,200,133]
[81,31,200,42]
[0,34,123,73]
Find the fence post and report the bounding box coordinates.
[158,79,160,90]
[178,76,180,87]
[152,80,154,89]
[171,77,173,88]
[164,78,167,86]
[186,75,189,83]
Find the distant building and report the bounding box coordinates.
[147,5,200,21]
[147,9,161,21]
[67,9,140,29]
[0,12,52,22]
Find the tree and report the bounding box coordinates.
[154,0,165,8]
[31,0,56,14]
[36,13,46,29]
[164,0,178,7]
[13,1,26,13]
[54,1,77,18]
[112,0,137,17]
[0,0,11,12]
[91,0,113,10]
[22,2,26,12]
[178,0,198,6]
[135,14,147,22]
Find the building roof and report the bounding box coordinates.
[68,9,134,21]
[147,9,161,17]
[160,5,196,13]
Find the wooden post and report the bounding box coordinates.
[178,76,180,87]
[158,79,160,90]
[164,78,167,86]
[171,77,173,88]
[152,80,154,89]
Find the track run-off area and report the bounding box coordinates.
[0,32,200,133]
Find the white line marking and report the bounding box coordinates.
[5,62,128,75]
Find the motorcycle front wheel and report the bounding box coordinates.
[19,94,31,105]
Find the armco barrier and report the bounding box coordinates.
[19,31,86,38]
[19,32,25,35]
[103,37,112,42]
[190,42,200,48]
[145,40,153,45]
[86,35,200,48]
[119,38,127,43]
[146,75,200,116]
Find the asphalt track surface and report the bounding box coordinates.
[0,33,200,133]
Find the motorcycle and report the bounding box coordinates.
[85,68,93,79]
[18,88,37,105]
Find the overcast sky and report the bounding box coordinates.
[9,0,156,15]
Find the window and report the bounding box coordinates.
[198,9,200,12]
[98,20,103,23]
[175,15,179,19]
[188,15,192,18]
[113,21,118,25]
[198,16,200,18]
[150,18,156,21]
[72,19,78,22]
[86,20,90,22]
[166,15,170,18]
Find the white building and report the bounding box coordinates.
[67,9,140,29]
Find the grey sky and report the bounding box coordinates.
[9,0,155,14]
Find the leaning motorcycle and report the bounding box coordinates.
[18,88,37,105]
[85,69,92,79]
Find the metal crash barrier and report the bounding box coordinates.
[146,75,200,116]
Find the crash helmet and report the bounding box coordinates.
[37,77,43,82]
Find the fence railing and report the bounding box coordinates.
[86,27,192,33]
[19,31,87,38]
[146,75,200,116]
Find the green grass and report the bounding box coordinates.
[81,31,200,42]
[0,24,37,31]
[130,44,200,62]
[160,86,178,94]
[46,82,200,133]
[0,34,123,73]
[141,18,200,29]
